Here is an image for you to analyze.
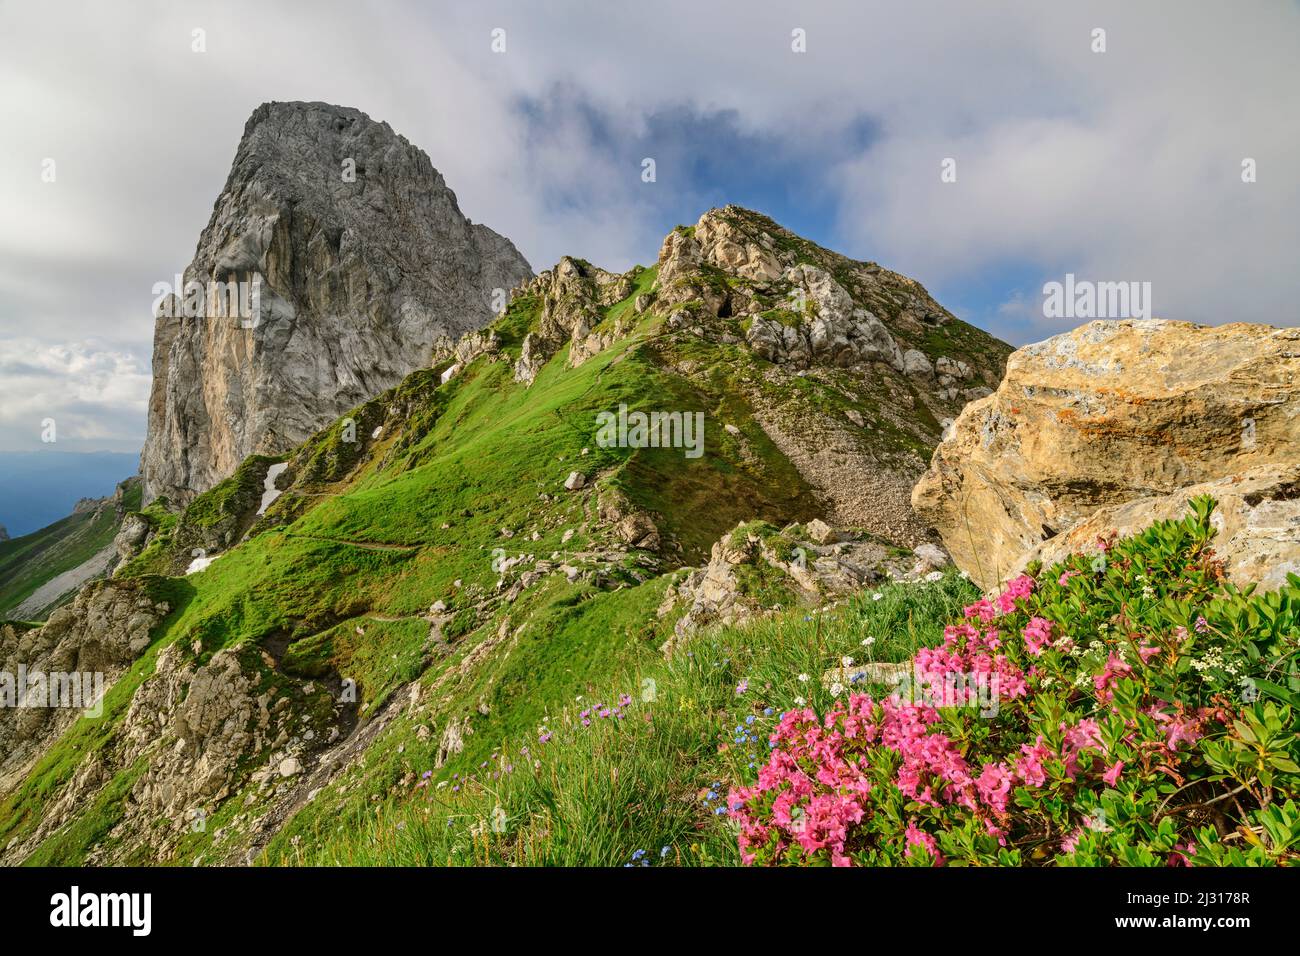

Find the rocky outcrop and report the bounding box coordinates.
[1018,464,1300,591]
[654,208,991,381]
[1,633,347,864]
[119,644,340,840]
[112,511,152,566]
[0,579,170,785]
[744,263,906,371]
[141,101,532,505]
[509,257,636,385]
[658,521,922,655]
[913,320,1300,588]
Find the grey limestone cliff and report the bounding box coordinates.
[141,101,532,504]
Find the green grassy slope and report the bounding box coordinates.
[1,279,830,864]
[267,570,979,865]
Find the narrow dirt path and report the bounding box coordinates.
[282,532,420,552]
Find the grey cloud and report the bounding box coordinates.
[0,0,1295,451]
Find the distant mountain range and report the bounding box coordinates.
[0,450,138,537]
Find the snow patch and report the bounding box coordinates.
[186,554,220,575]
[257,461,290,516]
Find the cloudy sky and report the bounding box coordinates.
[1,0,1296,454]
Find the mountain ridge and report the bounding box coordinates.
[0,192,1009,864]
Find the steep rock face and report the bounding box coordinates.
[141,101,532,505]
[913,320,1300,587]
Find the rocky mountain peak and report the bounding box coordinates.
[653,205,962,368]
[141,101,533,505]
[504,204,1004,390]
[442,206,1011,546]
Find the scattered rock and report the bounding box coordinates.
[911,543,950,575]
[804,518,836,545]
[821,662,910,690]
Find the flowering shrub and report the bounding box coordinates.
[727,497,1300,866]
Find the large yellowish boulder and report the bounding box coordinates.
[912,319,1300,588]
[1016,464,1300,590]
